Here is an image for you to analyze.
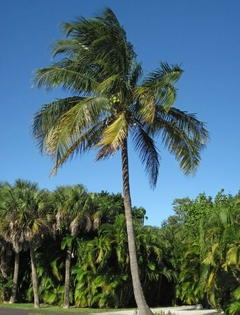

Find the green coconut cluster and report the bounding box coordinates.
[109,95,120,105]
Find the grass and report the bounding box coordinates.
[0,302,130,314]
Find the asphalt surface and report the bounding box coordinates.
[0,306,218,315]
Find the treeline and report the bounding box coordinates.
[0,180,239,314]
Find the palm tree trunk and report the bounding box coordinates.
[121,139,153,315]
[9,251,20,304]
[29,245,40,308]
[63,245,72,308]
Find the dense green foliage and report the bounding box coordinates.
[0,180,239,314]
[0,181,171,308]
[162,190,240,314]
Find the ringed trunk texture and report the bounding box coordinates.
[29,245,40,308]
[9,251,20,304]
[121,139,153,315]
[63,246,72,308]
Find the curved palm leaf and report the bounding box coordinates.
[132,126,160,188]
[147,107,209,175]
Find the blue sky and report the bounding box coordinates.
[1,0,240,226]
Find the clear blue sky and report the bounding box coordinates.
[1,0,240,226]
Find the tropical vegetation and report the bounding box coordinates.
[0,180,239,314]
[31,7,209,315]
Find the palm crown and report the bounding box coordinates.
[32,7,208,189]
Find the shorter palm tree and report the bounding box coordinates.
[0,179,53,308]
[53,184,98,308]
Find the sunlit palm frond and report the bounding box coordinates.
[143,62,183,112]
[32,96,110,175]
[32,97,83,153]
[49,121,105,176]
[96,113,128,159]
[225,244,240,267]
[134,86,156,124]
[59,96,109,132]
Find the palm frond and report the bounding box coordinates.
[51,39,88,59]
[96,113,128,159]
[227,301,240,315]
[144,62,183,85]
[59,7,134,79]
[49,121,105,176]
[149,107,209,175]
[129,61,142,88]
[142,62,183,112]
[92,7,135,74]
[95,74,122,96]
[32,96,110,175]
[132,126,160,189]
[59,96,109,133]
[33,63,98,94]
[134,87,156,124]
[32,97,83,153]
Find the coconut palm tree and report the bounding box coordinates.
[0,179,53,308]
[32,7,209,314]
